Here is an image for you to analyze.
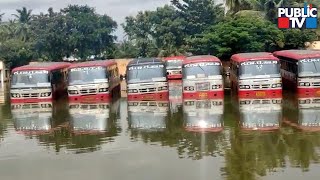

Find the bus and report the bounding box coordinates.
[230,52,282,98]
[168,80,183,113]
[126,58,168,101]
[273,50,320,97]
[182,55,224,100]
[163,56,185,80]
[128,101,169,131]
[67,60,120,102]
[69,102,110,135]
[183,99,224,132]
[283,94,320,132]
[12,102,53,135]
[237,98,282,131]
[10,62,71,103]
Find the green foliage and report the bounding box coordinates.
[282,29,318,49]
[188,17,284,59]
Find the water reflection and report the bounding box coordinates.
[128,101,169,132]
[169,80,182,113]
[183,99,224,132]
[12,102,53,135]
[238,98,282,131]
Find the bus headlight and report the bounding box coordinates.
[68,90,79,95]
[272,83,282,88]
[299,82,310,86]
[184,86,194,91]
[184,101,194,106]
[128,89,138,93]
[99,88,108,92]
[40,92,51,97]
[239,85,250,89]
[158,86,168,91]
[212,85,222,89]
[11,93,20,98]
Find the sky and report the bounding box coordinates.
[0,0,224,41]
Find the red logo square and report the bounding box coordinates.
[278,17,289,29]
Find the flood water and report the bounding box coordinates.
[1,81,320,180]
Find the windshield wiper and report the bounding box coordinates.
[314,61,318,73]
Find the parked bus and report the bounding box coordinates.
[230,52,282,98]
[283,94,320,132]
[237,98,282,131]
[128,101,169,131]
[126,58,168,101]
[163,56,185,79]
[273,50,320,97]
[182,55,224,99]
[183,99,224,132]
[12,102,53,135]
[10,62,71,103]
[69,102,110,135]
[67,60,120,102]
[168,80,183,113]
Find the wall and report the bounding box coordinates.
[113,59,132,76]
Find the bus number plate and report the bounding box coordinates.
[256,92,266,97]
[199,92,208,99]
[144,94,154,100]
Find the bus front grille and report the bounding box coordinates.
[22,93,39,98]
[252,84,270,89]
[139,87,157,93]
[80,89,97,94]
[312,82,320,87]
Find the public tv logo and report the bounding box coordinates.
[278,3,318,29]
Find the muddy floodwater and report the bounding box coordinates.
[0,81,320,180]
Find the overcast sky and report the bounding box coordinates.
[0,0,224,41]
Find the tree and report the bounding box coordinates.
[12,7,32,24]
[171,0,225,36]
[282,29,317,49]
[188,17,285,59]
[0,11,4,22]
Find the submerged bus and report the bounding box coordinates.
[128,101,169,131]
[163,56,185,80]
[126,58,168,101]
[67,60,120,102]
[237,98,282,131]
[182,55,224,99]
[283,94,320,132]
[183,99,224,132]
[273,50,320,97]
[69,102,110,135]
[10,62,71,103]
[230,52,282,98]
[12,102,53,135]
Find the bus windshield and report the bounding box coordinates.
[127,64,166,83]
[183,62,221,78]
[69,66,107,85]
[166,60,183,69]
[299,59,320,76]
[11,70,50,87]
[239,60,280,78]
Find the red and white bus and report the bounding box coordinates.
[126,58,169,101]
[67,60,120,102]
[230,52,282,98]
[237,98,282,131]
[182,55,224,99]
[163,56,185,80]
[10,62,71,103]
[273,50,320,97]
[183,99,224,132]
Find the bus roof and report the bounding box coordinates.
[12,62,71,73]
[127,58,163,66]
[68,60,116,69]
[273,50,320,60]
[231,52,279,62]
[163,56,186,61]
[183,55,221,65]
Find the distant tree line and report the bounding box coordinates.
[0,0,319,68]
